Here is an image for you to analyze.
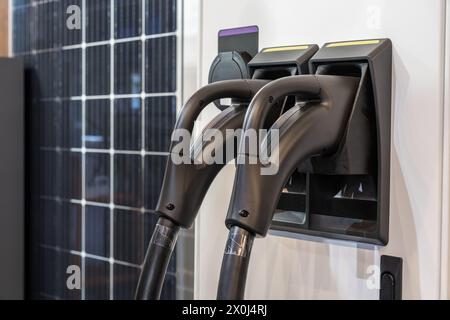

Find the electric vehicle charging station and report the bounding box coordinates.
[271,39,392,246]
[137,31,396,298]
[217,39,392,300]
[132,0,450,301]
[190,0,449,300]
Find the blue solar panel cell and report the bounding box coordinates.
[145,96,177,152]
[114,41,142,94]
[85,206,111,257]
[114,98,142,151]
[86,0,111,43]
[85,99,111,149]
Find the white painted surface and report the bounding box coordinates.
[194,0,447,299]
[440,1,450,299]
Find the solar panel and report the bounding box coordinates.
[12,0,192,300]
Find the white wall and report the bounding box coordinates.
[194,0,447,299]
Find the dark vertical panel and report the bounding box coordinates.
[35,0,62,50]
[59,151,82,200]
[145,36,177,93]
[38,101,59,148]
[85,99,111,149]
[114,98,142,150]
[85,206,110,257]
[12,0,30,8]
[114,41,142,94]
[38,200,82,252]
[114,155,142,207]
[38,199,57,247]
[35,51,61,99]
[86,0,111,43]
[85,258,110,300]
[39,99,82,148]
[146,0,177,35]
[12,5,32,54]
[86,153,111,203]
[145,96,176,152]
[37,150,82,201]
[60,100,82,149]
[58,202,82,251]
[37,150,57,198]
[86,45,111,95]
[61,49,82,97]
[115,0,142,39]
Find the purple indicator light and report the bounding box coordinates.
[218,25,259,37]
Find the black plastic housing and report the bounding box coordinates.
[208,26,259,110]
[226,75,360,237]
[249,45,319,80]
[209,51,253,110]
[272,39,392,245]
[248,45,319,129]
[380,255,403,300]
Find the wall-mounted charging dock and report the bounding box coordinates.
[219,39,392,299]
[249,45,317,79]
[271,39,392,246]
[208,26,259,110]
[247,44,319,125]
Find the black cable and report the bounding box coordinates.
[135,217,180,300]
[217,226,255,300]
